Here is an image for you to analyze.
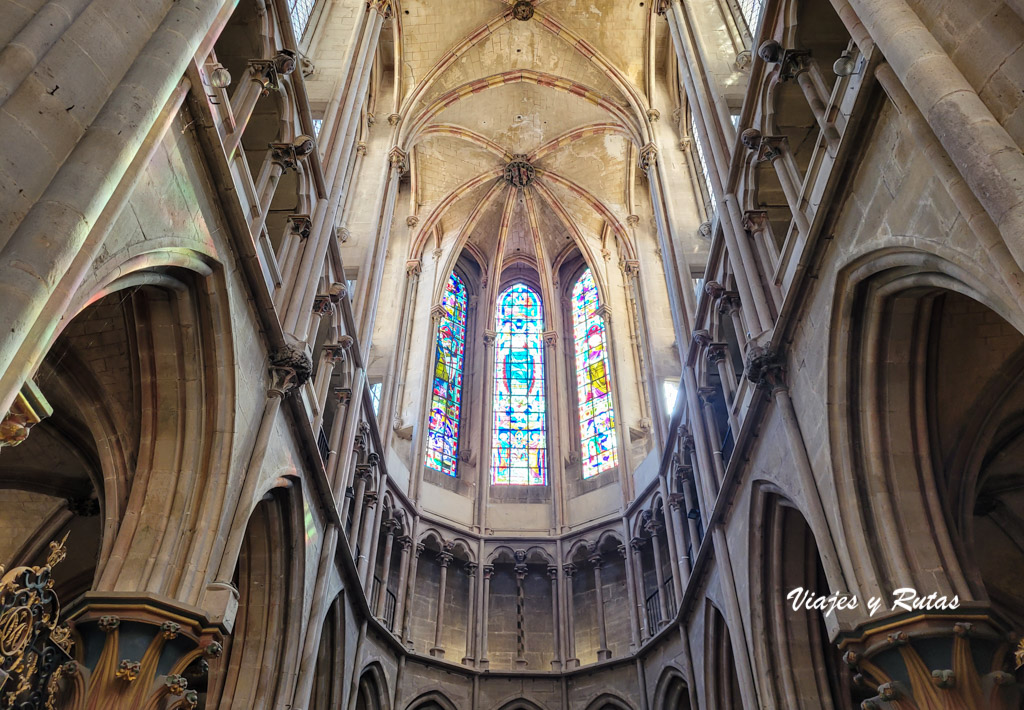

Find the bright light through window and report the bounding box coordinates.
[663,379,680,415]
[690,114,717,216]
[289,0,315,37]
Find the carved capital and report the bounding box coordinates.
[437,551,454,567]
[745,345,786,392]
[719,292,742,317]
[543,330,558,348]
[465,562,478,577]
[288,214,312,240]
[742,209,769,233]
[388,112,401,126]
[620,259,641,278]
[269,135,314,172]
[431,304,448,323]
[705,342,728,365]
[647,108,661,122]
[414,542,426,558]
[547,565,559,580]
[355,142,367,156]
[389,147,409,175]
[668,492,686,510]
[697,386,717,406]
[740,127,763,151]
[563,563,577,578]
[312,294,334,317]
[405,259,422,276]
[587,551,603,568]
[638,143,658,172]
[698,221,713,238]
[596,304,612,322]
[483,564,495,579]
[398,535,413,553]
[406,214,420,228]
[368,0,393,19]
[692,328,711,348]
[269,345,313,395]
[629,536,647,552]
[625,214,641,227]
[483,330,497,346]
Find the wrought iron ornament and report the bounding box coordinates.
[0,534,73,710]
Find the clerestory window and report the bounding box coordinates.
[424,273,468,477]
[490,283,548,485]
[571,269,618,478]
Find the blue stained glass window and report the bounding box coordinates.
[571,269,618,477]
[490,283,547,485]
[424,273,468,477]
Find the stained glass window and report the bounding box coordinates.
[571,269,618,477]
[424,273,468,477]
[491,283,547,485]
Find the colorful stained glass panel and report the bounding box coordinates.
[572,269,618,477]
[490,283,548,485]
[424,273,468,477]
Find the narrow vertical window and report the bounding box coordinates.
[491,283,547,485]
[690,113,717,216]
[737,0,765,36]
[571,269,618,477]
[289,0,316,36]
[425,273,468,477]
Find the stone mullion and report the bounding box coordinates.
[375,520,398,618]
[401,543,425,645]
[462,563,478,665]
[667,493,692,587]
[430,550,453,658]
[477,331,497,531]
[698,387,727,488]
[543,330,567,527]
[590,551,611,661]
[647,521,670,626]
[478,565,493,669]
[391,535,413,635]
[629,539,650,642]
[356,491,379,586]
[548,566,562,670]
[563,564,578,668]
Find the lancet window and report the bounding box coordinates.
[490,283,548,485]
[425,273,468,477]
[571,269,618,477]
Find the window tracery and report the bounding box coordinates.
[490,283,548,486]
[571,269,618,478]
[425,273,468,477]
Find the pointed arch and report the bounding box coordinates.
[490,282,548,485]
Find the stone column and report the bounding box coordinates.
[742,210,780,281]
[721,291,753,354]
[757,41,840,148]
[401,543,425,645]
[548,565,562,670]
[747,347,845,589]
[514,560,529,668]
[375,520,399,618]
[478,565,493,669]
[461,563,478,665]
[430,550,454,658]
[629,538,650,641]
[668,492,692,586]
[706,341,738,406]
[347,465,370,543]
[742,131,812,238]
[679,428,710,526]
[590,551,611,661]
[563,564,579,668]
[355,491,378,576]
[647,521,670,626]
[391,535,413,635]
[698,387,727,485]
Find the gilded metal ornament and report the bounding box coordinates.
[0,534,73,709]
